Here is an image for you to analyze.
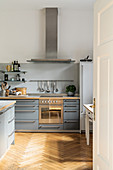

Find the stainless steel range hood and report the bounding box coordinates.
[46,8,57,59]
[27,8,75,63]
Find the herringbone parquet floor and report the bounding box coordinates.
[0,133,93,170]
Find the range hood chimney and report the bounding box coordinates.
[27,8,75,63]
[46,8,57,59]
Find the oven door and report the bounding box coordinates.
[39,105,63,124]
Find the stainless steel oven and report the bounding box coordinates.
[39,99,63,124]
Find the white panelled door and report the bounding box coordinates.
[93,0,113,169]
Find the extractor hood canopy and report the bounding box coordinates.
[27,59,75,63]
[27,8,75,63]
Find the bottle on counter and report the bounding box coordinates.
[16,74,20,81]
[13,61,16,71]
[11,62,14,72]
[4,74,8,81]
[18,63,20,72]
[13,61,18,72]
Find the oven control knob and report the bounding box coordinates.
[42,100,44,103]
[48,101,49,103]
[53,101,55,103]
[55,101,57,103]
[45,101,46,103]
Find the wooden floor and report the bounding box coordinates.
[0,133,93,170]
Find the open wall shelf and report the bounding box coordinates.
[29,80,74,82]
[0,80,26,83]
[0,70,27,74]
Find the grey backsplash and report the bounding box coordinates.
[0,63,79,94]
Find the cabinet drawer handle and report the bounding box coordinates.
[17,100,36,102]
[8,131,14,138]
[8,118,14,124]
[16,120,36,123]
[15,110,36,112]
[64,100,78,102]
[64,110,77,112]
[64,121,77,123]
[64,105,78,107]
[16,105,38,107]
[64,121,69,123]
[39,125,60,129]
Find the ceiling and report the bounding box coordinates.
[0,0,96,10]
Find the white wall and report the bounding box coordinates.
[0,9,93,93]
[0,10,45,63]
[0,9,93,63]
[58,9,93,62]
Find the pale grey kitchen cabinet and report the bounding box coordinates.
[15,120,38,130]
[15,99,39,131]
[0,104,15,158]
[63,99,80,130]
[7,106,15,147]
[0,112,7,158]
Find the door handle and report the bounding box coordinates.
[93,98,96,121]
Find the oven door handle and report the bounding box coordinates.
[39,125,60,129]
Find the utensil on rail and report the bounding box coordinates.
[55,81,59,92]
[46,81,50,93]
[40,81,45,92]
[37,82,41,92]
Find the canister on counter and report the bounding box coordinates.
[6,65,11,72]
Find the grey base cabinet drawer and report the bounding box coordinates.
[16,100,39,106]
[64,120,79,130]
[64,99,80,105]
[64,105,79,110]
[15,120,38,130]
[38,124,63,130]
[15,110,38,120]
[15,105,38,110]
[64,110,79,119]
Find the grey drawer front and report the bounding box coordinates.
[15,120,38,130]
[64,105,79,111]
[15,105,38,110]
[64,110,79,119]
[15,110,38,120]
[64,99,79,105]
[16,100,39,106]
[64,120,79,130]
[38,124,63,130]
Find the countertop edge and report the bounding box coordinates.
[0,101,16,112]
[0,97,80,100]
[83,104,93,113]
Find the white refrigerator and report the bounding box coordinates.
[80,61,93,132]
